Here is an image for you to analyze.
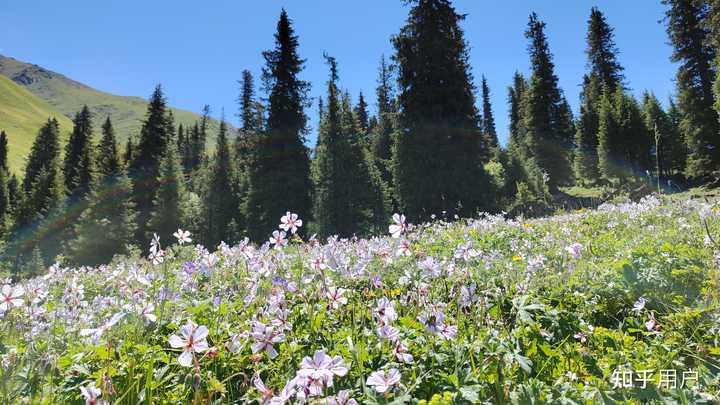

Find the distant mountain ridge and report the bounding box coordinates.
[0,54,230,173]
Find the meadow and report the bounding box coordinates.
[1,193,719,404]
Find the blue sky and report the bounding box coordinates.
[1,1,676,146]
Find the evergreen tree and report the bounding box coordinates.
[0,130,8,172]
[522,13,573,191]
[148,144,187,241]
[642,92,685,178]
[202,118,237,247]
[177,124,191,174]
[392,0,491,220]
[586,7,625,92]
[22,118,61,195]
[130,85,174,242]
[312,57,379,237]
[664,0,718,179]
[10,119,64,268]
[598,88,650,181]
[507,72,527,153]
[0,168,9,238]
[7,174,19,213]
[123,136,134,166]
[98,117,120,177]
[240,70,260,132]
[354,91,370,137]
[245,9,313,241]
[481,76,498,151]
[370,55,396,194]
[63,106,95,197]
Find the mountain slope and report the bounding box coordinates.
[0,54,229,163]
[0,75,73,173]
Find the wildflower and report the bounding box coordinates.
[396,241,412,257]
[632,297,646,313]
[326,287,348,309]
[269,230,288,249]
[253,375,274,401]
[327,390,359,405]
[377,325,400,342]
[645,312,658,331]
[80,382,107,405]
[173,228,192,245]
[251,321,285,359]
[140,303,156,322]
[417,256,441,278]
[270,382,296,405]
[297,350,348,389]
[374,297,398,325]
[280,212,303,234]
[169,320,209,367]
[389,214,407,238]
[574,331,587,343]
[366,368,401,393]
[393,342,413,363]
[80,312,125,344]
[564,243,583,260]
[0,284,25,312]
[226,332,247,353]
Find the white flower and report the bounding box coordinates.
[374,297,398,326]
[389,213,407,238]
[297,350,348,388]
[327,390,359,405]
[326,287,348,309]
[632,297,646,313]
[251,321,285,359]
[173,228,192,245]
[366,368,401,393]
[396,241,412,257]
[80,382,107,405]
[168,320,209,367]
[564,243,583,260]
[377,325,400,342]
[393,342,413,363]
[280,212,303,234]
[269,230,288,249]
[80,312,125,344]
[0,284,24,312]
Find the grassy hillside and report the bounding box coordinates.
[0,75,73,173]
[0,54,230,169]
[0,194,719,403]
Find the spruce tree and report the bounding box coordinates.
[370,55,396,195]
[642,92,685,178]
[392,0,491,220]
[148,144,187,241]
[235,70,259,169]
[63,105,95,197]
[574,8,626,185]
[354,91,370,137]
[123,136,134,166]
[481,76,498,151]
[130,85,174,242]
[664,0,718,180]
[0,130,8,172]
[507,72,527,154]
[98,117,120,177]
[522,13,573,191]
[598,88,650,182]
[7,174,19,213]
[245,9,313,241]
[312,57,379,237]
[202,118,237,247]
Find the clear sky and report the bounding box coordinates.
[1,1,676,146]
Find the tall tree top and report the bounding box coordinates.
[393,0,478,126]
[585,7,625,92]
[481,76,498,147]
[262,8,310,135]
[376,55,395,116]
[98,117,120,177]
[131,84,172,170]
[354,92,370,134]
[239,70,258,131]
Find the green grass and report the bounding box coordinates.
[0,55,230,174]
[0,75,73,173]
